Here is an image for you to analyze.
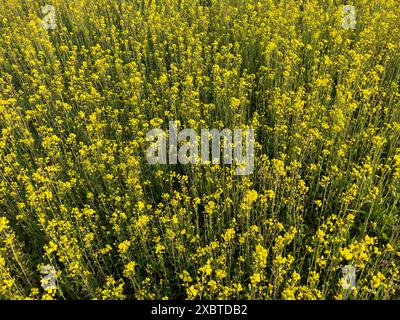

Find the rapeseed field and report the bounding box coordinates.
[0,0,399,299]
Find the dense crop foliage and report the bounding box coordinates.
[0,0,399,299]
